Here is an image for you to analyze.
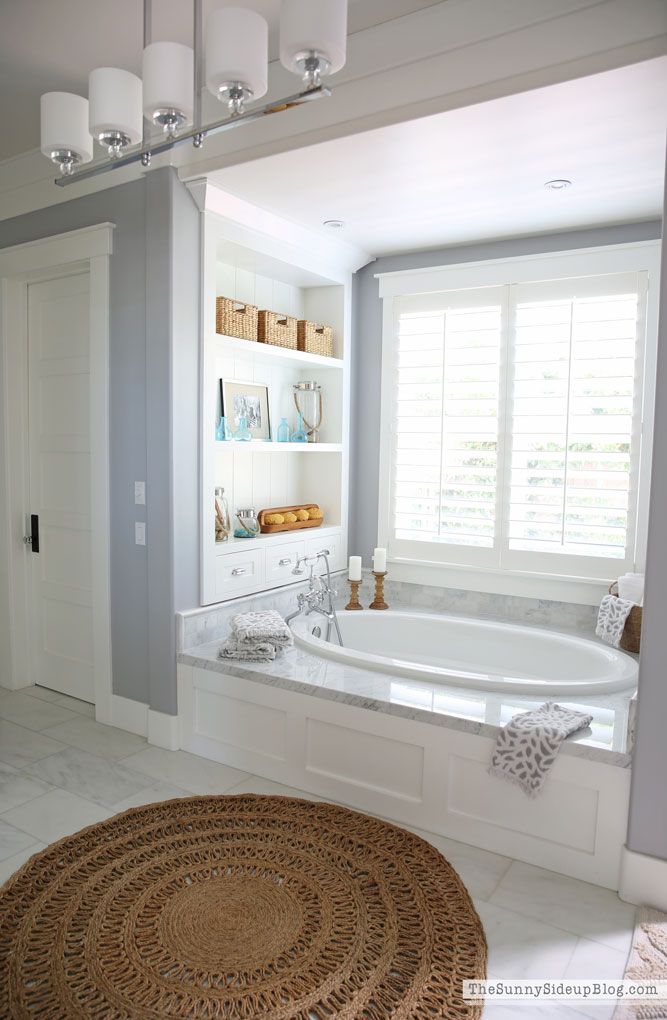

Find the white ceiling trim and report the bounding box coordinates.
[0,0,664,223]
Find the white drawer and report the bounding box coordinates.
[305,532,341,574]
[265,540,305,585]
[214,548,263,598]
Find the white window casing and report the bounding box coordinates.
[377,242,660,604]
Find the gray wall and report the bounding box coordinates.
[0,169,200,715]
[627,171,667,860]
[0,179,150,705]
[349,221,663,562]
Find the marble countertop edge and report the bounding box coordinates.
[178,644,631,770]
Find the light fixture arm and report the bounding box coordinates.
[54,84,331,187]
[193,0,202,129]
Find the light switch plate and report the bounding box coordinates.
[134,481,146,505]
[135,522,146,546]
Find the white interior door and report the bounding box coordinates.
[27,272,95,702]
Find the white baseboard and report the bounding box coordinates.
[619,845,667,910]
[147,709,179,751]
[111,695,148,736]
[111,695,179,750]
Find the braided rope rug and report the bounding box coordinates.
[0,795,486,1019]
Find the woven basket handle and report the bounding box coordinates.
[235,302,250,314]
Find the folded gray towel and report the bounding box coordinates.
[489,701,593,797]
[230,611,293,648]
[218,638,277,662]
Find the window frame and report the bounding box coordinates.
[377,241,661,605]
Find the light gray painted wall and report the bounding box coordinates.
[0,179,150,705]
[0,169,200,715]
[144,168,200,716]
[627,172,667,860]
[349,221,663,562]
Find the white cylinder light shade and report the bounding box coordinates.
[280,0,348,76]
[142,42,194,126]
[40,92,93,163]
[89,67,142,145]
[205,7,268,100]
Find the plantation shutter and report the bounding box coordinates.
[393,288,504,562]
[505,272,644,574]
[388,269,646,579]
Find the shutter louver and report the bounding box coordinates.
[508,291,639,560]
[394,299,502,548]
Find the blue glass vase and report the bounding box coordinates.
[234,415,252,442]
[215,416,230,441]
[276,417,290,443]
[290,412,308,443]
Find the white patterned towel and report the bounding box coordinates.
[230,611,293,649]
[489,702,593,797]
[596,593,634,648]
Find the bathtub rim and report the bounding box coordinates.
[290,608,638,696]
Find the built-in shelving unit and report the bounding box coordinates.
[190,181,367,606]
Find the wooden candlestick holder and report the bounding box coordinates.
[369,571,389,610]
[345,578,363,610]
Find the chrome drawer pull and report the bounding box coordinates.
[278,557,291,566]
[231,567,247,576]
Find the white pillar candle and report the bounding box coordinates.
[373,547,387,573]
[348,556,362,581]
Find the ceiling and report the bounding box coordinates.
[209,57,667,257]
[0,0,443,161]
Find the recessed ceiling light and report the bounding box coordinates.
[323,219,345,229]
[544,179,572,191]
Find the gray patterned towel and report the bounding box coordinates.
[596,593,634,648]
[218,638,277,662]
[489,702,593,797]
[230,611,293,648]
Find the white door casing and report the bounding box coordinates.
[0,224,113,723]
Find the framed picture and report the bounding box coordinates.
[220,379,271,442]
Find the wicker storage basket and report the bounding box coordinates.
[258,504,323,534]
[216,298,258,341]
[609,581,642,653]
[258,311,298,350]
[297,320,334,358]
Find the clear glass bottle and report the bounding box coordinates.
[276,417,290,443]
[214,487,231,543]
[234,415,252,441]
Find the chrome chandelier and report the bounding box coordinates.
[40,0,347,187]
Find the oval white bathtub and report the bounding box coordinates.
[291,610,637,695]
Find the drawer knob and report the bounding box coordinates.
[231,567,247,576]
[278,557,291,566]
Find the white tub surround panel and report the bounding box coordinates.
[179,640,631,767]
[178,658,630,889]
[619,846,667,911]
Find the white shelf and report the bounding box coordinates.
[215,441,342,453]
[216,524,341,555]
[213,333,344,369]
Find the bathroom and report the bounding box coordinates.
[0,2,666,1017]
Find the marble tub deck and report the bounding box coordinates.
[179,619,635,768]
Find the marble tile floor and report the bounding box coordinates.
[0,686,636,1018]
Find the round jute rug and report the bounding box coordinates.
[0,795,487,1019]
